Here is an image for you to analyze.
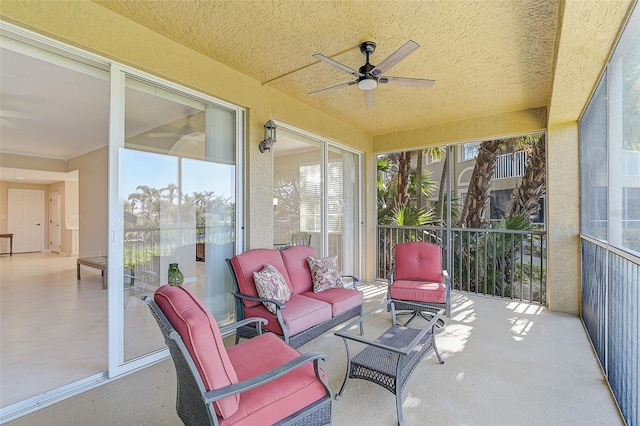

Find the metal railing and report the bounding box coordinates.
[123,225,234,285]
[378,225,547,304]
[492,151,528,180]
[581,237,639,426]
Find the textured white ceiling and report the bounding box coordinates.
[94,0,561,135]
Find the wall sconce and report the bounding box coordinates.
[273,197,279,211]
[259,119,277,153]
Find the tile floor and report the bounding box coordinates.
[1,252,108,407]
[0,251,214,409]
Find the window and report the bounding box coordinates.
[580,5,640,255]
[461,142,480,161]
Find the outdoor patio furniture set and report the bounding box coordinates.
[143,242,450,426]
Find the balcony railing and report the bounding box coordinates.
[492,151,528,180]
[378,225,547,304]
[123,225,234,285]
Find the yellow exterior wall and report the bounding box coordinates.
[546,123,581,314]
[0,0,373,253]
[374,107,547,152]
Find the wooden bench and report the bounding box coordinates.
[77,256,108,289]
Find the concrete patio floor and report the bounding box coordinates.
[6,282,623,426]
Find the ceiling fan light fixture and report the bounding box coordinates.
[358,78,377,91]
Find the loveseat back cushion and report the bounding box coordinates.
[280,245,317,294]
[154,285,240,419]
[394,242,443,282]
[230,249,293,307]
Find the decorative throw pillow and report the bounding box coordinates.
[307,255,343,293]
[253,264,291,313]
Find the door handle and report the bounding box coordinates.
[36,223,41,226]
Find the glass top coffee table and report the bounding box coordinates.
[334,300,444,426]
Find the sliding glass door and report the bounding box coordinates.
[273,125,361,276]
[109,71,244,371]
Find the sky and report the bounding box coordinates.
[120,149,235,201]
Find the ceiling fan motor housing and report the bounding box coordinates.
[358,41,378,89]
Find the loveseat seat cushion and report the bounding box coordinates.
[243,294,332,336]
[154,285,239,419]
[389,279,447,303]
[221,332,328,426]
[302,287,364,317]
[279,245,316,294]
[230,249,293,307]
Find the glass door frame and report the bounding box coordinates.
[272,120,363,274]
[107,63,246,377]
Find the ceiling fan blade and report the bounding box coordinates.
[0,109,40,119]
[379,76,435,88]
[0,117,17,128]
[364,89,375,108]
[308,80,357,96]
[372,40,420,76]
[312,54,363,77]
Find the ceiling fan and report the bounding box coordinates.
[0,109,40,128]
[309,40,435,108]
[145,114,198,138]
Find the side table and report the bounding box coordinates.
[335,300,444,426]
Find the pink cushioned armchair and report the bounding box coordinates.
[143,285,332,426]
[387,241,451,327]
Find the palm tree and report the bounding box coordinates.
[393,151,412,211]
[460,139,504,228]
[506,134,546,223]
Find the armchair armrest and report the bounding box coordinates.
[219,317,268,336]
[232,291,285,311]
[341,274,361,289]
[201,352,329,402]
[386,267,396,286]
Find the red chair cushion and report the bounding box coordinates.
[230,249,293,307]
[154,285,239,419]
[302,288,364,316]
[394,242,443,282]
[221,333,327,426]
[279,245,317,294]
[389,279,447,303]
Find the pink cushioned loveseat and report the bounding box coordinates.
[226,245,364,348]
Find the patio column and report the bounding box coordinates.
[546,123,581,315]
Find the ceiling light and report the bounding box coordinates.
[15,176,24,180]
[358,78,377,91]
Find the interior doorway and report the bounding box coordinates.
[49,190,61,253]
[7,188,45,253]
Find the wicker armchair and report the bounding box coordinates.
[387,241,451,328]
[143,285,332,426]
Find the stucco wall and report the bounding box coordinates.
[546,123,581,314]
